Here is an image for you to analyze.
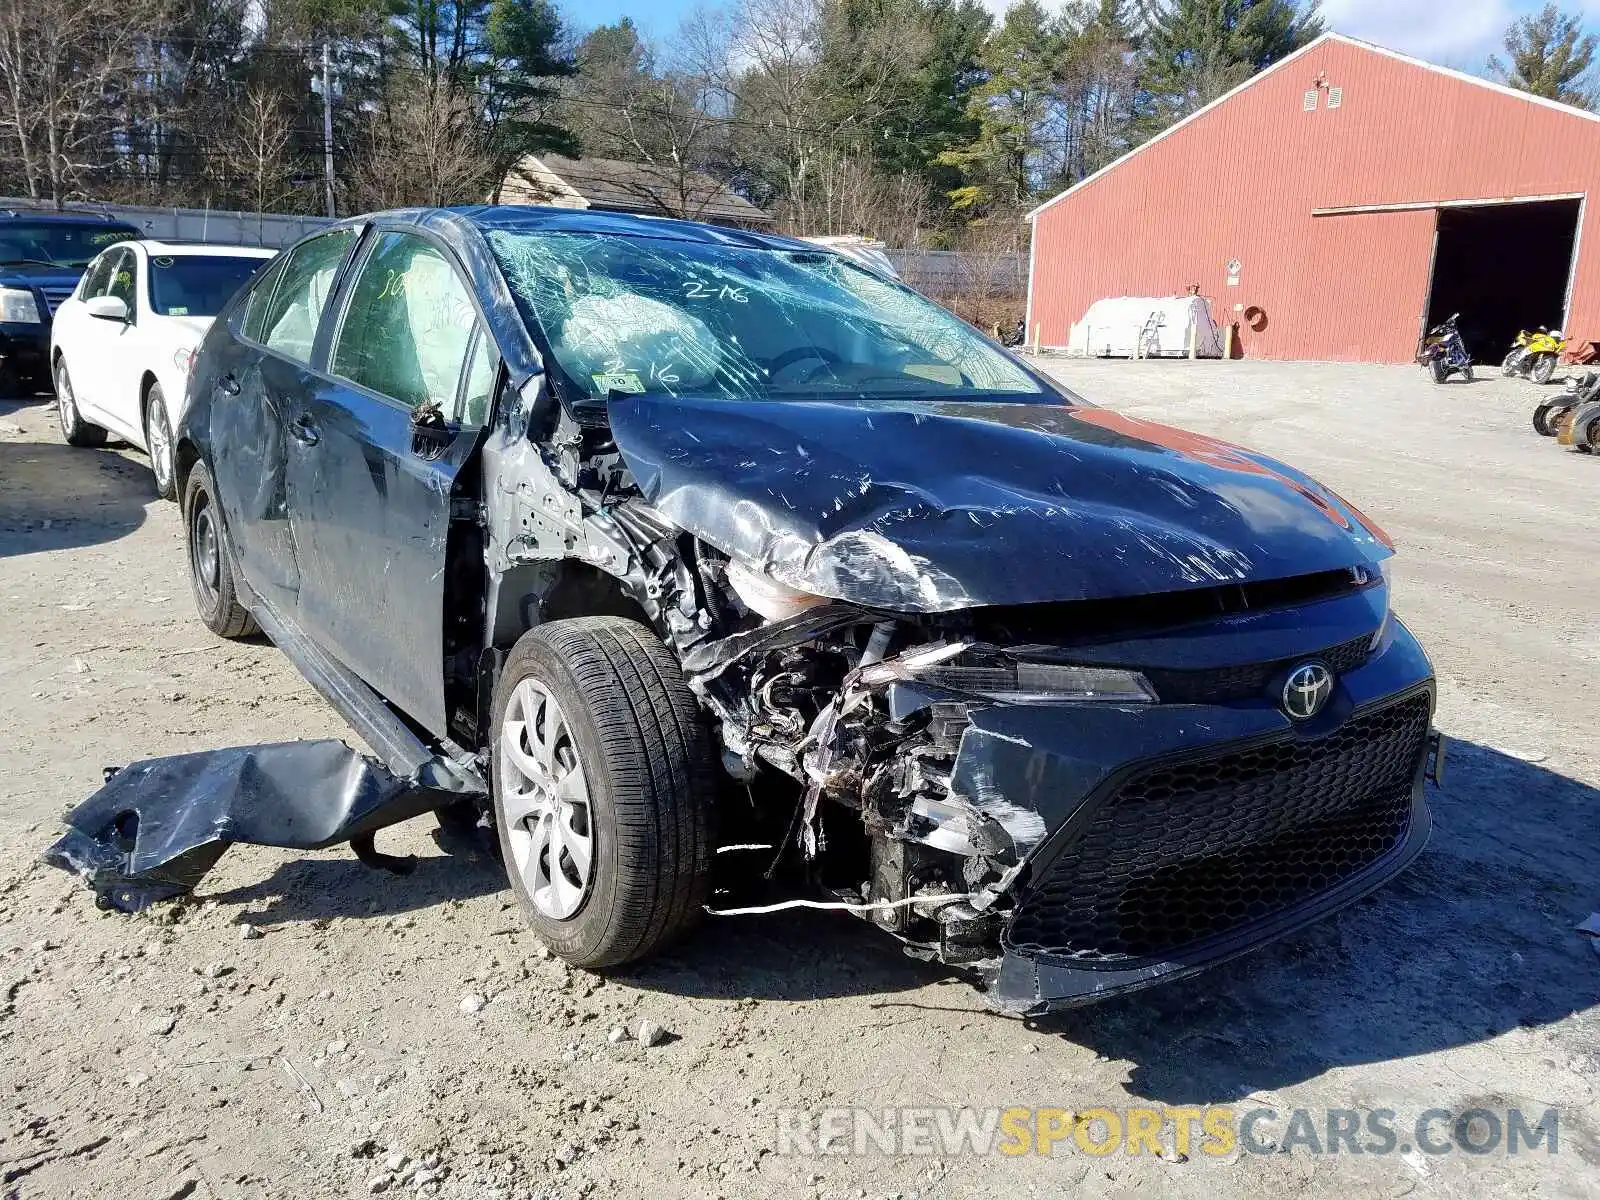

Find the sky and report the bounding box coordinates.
[565,0,1600,74]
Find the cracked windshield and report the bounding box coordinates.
[488,230,1048,403]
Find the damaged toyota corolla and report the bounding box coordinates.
[47,207,1444,1015]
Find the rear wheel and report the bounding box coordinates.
[144,383,176,501]
[1428,357,1447,384]
[53,359,105,448]
[1532,353,1557,384]
[1461,364,1475,383]
[183,461,258,639]
[490,616,715,969]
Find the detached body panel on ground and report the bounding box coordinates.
[51,206,1438,1013]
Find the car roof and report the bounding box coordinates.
[0,210,139,229]
[133,240,277,258]
[347,204,813,252]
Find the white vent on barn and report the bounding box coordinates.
[1303,89,1318,111]
[1328,86,1343,109]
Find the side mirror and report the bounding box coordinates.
[86,296,129,322]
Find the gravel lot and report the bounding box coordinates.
[1,359,1596,1199]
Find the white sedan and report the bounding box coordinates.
[49,240,276,499]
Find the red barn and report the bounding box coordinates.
[1025,32,1600,364]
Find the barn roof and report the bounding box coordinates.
[1026,31,1600,222]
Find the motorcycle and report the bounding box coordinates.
[1558,393,1600,453]
[1418,314,1473,383]
[1502,326,1567,383]
[1533,371,1597,436]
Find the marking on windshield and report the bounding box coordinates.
[682,279,748,304]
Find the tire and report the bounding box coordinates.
[1532,353,1557,385]
[1533,403,1560,435]
[53,358,105,448]
[144,383,176,501]
[1502,350,1522,376]
[183,461,258,639]
[1428,357,1447,384]
[490,616,715,969]
[1461,364,1474,383]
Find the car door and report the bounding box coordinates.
[51,250,111,391]
[98,246,152,445]
[207,229,357,617]
[69,246,139,433]
[285,228,491,736]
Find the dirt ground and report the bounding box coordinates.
[1,359,1596,1199]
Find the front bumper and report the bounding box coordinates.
[0,320,50,390]
[950,617,1437,1015]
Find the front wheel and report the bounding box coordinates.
[1502,350,1523,376]
[1533,403,1562,435]
[1428,357,1447,384]
[490,616,716,969]
[1460,363,1475,383]
[1532,353,1557,385]
[53,359,105,448]
[144,383,176,501]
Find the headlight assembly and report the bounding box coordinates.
[0,286,41,324]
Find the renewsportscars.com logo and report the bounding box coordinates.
[775,1105,1561,1159]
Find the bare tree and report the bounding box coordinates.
[220,82,303,215]
[0,0,164,203]
[348,82,494,210]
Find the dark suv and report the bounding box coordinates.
[0,211,140,393]
[160,207,1438,1013]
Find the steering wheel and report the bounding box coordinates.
[767,345,844,383]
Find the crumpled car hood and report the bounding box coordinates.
[608,394,1393,612]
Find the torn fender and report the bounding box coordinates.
[43,742,453,912]
[607,393,1392,613]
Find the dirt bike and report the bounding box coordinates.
[1533,371,1597,436]
[1502,327,1567,383]
[1418,314,1473,383]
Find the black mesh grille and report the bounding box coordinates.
[1144,634,1374,704]
[1005,693,1431,965]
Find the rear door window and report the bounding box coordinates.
[259,229,355,364]
[330,232,480,410]
[240,258,286,342]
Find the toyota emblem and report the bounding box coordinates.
[1283,662,1334,720]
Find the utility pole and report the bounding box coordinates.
[321,42,337,218]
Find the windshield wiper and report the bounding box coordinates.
[0,258,63,269]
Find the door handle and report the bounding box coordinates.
[289,414,320,446]
[218,373,241,396]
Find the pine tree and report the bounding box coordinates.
[1490,4,1598,110]
[934,0,1061,213]
[1137,0,1322,131]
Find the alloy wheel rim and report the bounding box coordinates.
[148,400,172,491]
[56,368,75,437]
[499,679,594,920]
